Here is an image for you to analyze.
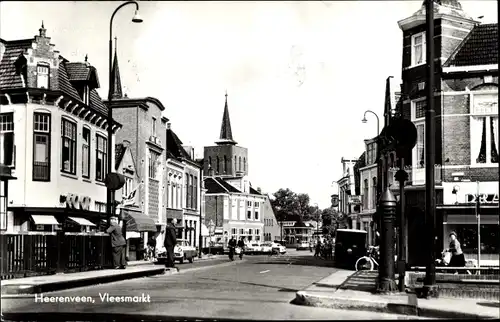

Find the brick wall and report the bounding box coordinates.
[205,195,225,227]
[204,145,249,176]
[26,34,60,90]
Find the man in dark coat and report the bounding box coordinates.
[163,218,178,268]
[106,216,127,269]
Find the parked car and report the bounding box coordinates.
[296,241,309,250]
[271,242,287,254]
[156,239,197,264]
[246,242,262,254]
[260,242,273,253]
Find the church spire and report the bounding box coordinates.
[110,37,123,99]
[215,91,237,145]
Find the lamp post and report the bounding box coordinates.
[362,110,380,136]
[106,1,143,225]
[423,0,438,299]
[376,188,398,294]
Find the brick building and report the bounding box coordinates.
[0,24,121,232]
[380,0,498,266]
[202,93,264,246]
[103,41,166,254]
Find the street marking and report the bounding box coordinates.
[260,270,270,274]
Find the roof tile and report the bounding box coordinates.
[447,23,498,67]
[0,39,33,89]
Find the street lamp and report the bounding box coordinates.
[362,110,380,136]
[106,1,143,225]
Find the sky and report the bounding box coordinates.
[0,1,497,209]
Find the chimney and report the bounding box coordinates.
[167,123,171,130]
[123,140,131,148]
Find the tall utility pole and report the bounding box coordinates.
[423,0,437,298]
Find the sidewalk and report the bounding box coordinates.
[1,254,229,296]
[1,264,167,296]
[294,270,499,319]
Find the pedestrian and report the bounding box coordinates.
[147,235,157,261]
[163,218,178,268]
[314,238,321,258]
[445,231,465,273]
[237,237,246,259]
[228,236,237,261]
[106,216,127,269]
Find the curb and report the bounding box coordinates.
[293,291,418,316]
[417,307,499,320]
[1,267,167,295]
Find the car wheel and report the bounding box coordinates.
[189,254,194,263]
[180,256,184,264]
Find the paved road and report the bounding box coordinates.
[2,252,419,320]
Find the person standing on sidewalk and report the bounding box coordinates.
[445,231,465,272]
[163,219,178,268]
[106,216,127,269]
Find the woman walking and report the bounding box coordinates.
[446,231,466,273]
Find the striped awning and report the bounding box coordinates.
[31,215,59,225]
[122,209,156,232]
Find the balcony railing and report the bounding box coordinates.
[33,161,50,181]
[388,165,442,188]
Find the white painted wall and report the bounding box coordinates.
[5,103,114,209]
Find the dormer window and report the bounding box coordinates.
[411,32,426,67]
[83,85,90,105]
[152,117,156,137]
[37,64,49,89]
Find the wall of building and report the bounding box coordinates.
[4,102,112,211]
[204,145,248,176]
[263,197,280,241]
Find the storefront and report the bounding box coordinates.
[121,207,156,261]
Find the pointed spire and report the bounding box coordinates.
[110,37,123,99]
[39,21,46,37]
[216,91,237,145]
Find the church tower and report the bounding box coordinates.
[204,92,248,177]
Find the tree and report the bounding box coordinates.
[321,207,349,235]
[270,188,313,220]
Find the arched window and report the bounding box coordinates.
[238,156,242,171]
[243,158,246,172]
[208,156,212,169]
[224,155,227,173]
[234,156,237,172]
[216,156,220,173]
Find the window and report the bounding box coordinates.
[243,158,246,172]
[185,173,190,208]
[0,182,6,230]
[96,134,107,182]
[238,157,242,171]
[216,156,220,173]
[82,127,90,178]
[412,99,426,168]
[247,201,251,207]
[0,113,15,167]
[95,201,106,213]
[37,64,49,89]
[254,208,259,220]
[193,176,198,209]
[471,116,498,164]
[33,113,51,181]
[234,156,237,172]
[190,174,194,208]
[208,157,212,170]
[372,177,377,209]
[148,150,160,179]
[239,228,244,235]
[82,86,90,105]
[249,229,253,235]
[247,209,252,220]
[61,118,77,174]
[123,176,134,197]
[231,228,237,235]
[152,117,156,137]
[363,179,369,208]
[411,32,426,66]
[223,155,227,173]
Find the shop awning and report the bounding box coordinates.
[126,231,141,239]
[122,209,156,232]
[201,224,209,237]
[69,217,96,226]
[31,215,59,225]
[444,214,499,225]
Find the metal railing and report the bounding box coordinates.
[33,161,50,181]
[0,232,113,280]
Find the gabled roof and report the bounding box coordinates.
[445,23,498,67]
[0,38,33,89]
[249,187,261,195]
[166,128,191,160]
[65,62,100,89]
[203,177,241,194]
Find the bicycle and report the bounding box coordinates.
[355,246,379,271]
